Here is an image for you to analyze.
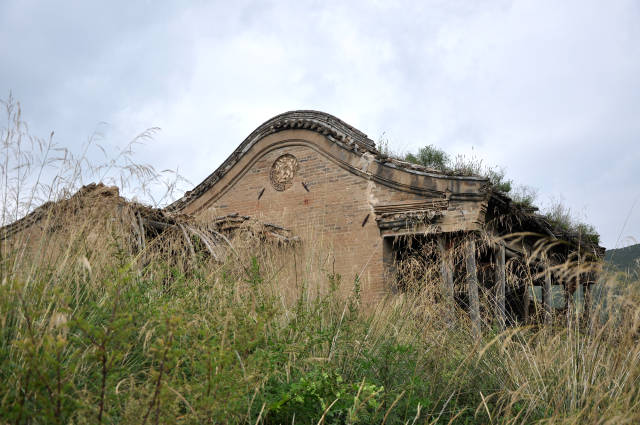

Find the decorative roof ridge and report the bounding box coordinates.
[267,110,376,149]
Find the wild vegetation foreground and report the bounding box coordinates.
[1,209,640,424]
[1,96,640,424]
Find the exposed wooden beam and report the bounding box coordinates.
[465,238,481,336]
[543,259,553,325]
[437,235,455,317]
[495,242,506,330]
[523,278,530,324]
[564,281,573,326]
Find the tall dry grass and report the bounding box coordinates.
[1,95,639,424]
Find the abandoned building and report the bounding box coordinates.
[166,110,605,328]
[1,110,605,330]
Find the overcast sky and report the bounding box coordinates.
[1,0,639,249]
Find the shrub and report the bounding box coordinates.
[404,145,450,171]
[543,198,600,244]
[484,167,512,193]
[510,184,539,208]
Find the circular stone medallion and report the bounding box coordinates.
[270,154,298,191]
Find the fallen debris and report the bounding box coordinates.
[1,183,299,264]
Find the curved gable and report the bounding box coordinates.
[168,110,487,214]
[168,111,377,212]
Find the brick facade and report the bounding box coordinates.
[176,112,488,302]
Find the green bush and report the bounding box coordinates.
[404,145,450,171]
[263,368,383,424]
[484,167,512,194]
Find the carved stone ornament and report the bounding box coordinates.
[270,154,299,191]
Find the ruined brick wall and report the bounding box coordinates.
[181,128,487,302]
[196,143,387,302]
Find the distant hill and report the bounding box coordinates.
[605,243,640,273]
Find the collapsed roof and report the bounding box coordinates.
[1,183,298,262]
